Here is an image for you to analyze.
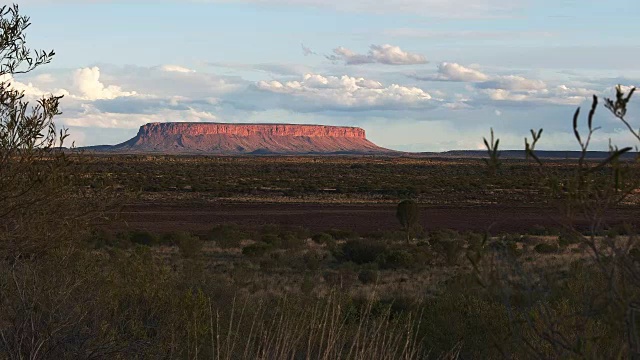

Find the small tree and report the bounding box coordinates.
[396,199,420,243]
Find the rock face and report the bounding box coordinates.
[104,122,392,154]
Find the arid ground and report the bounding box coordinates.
[87,154,640,234]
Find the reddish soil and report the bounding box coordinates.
[113,202,640,235]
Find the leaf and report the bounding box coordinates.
[588,147,633,173]
[588,95,597,130]
[573,107,582,145]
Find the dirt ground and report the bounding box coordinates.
[113,201,640,235]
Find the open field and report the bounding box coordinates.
[77,154,640,235]
[117,202,640,235]
[7,152,640,358]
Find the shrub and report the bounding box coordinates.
[261,234,282,247]
[358,269,380,284]
[128,230,158,246]
[303,250,325,270]
[325,228,358,240]
[177,234,203,258]
[242,242,272,257]
[558,232,582,247]
[430,230,464,266]
[278,231,306,249]
[534,242,559,254]
[396,199,421,243]
[312,232,334,244]
[378,249,416,270]
[159,231,192,246]
[335,239,388,265]
[207,223,246,248]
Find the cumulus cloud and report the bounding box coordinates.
[159,64,196,73]
[477,75,547,91]
[62,103,218,129]
[477,84,598,105]
[326,44,427,65]
[256,73,431,110]
[73,67,137,100]
[0,74,69,98]
[416,62,489,82]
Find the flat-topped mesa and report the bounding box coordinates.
[100,121,393,154]
[138,122,367,139]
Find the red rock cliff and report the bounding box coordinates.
[137,122,367,139]
[107,122,392,154]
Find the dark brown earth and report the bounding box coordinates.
[114,202,640,235]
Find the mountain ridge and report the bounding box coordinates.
[85,122,394,154]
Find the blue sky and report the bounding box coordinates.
[11,0,640,151]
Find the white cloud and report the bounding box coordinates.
[35,74,56,84]
[478,84,598,105]
[327,44,427,65]
[478,75,547,91]
[480,88,531,102]
[159,64,196,73]
[0,74,69,98]
[73,67,137,100]
[425,62,490,82]
[256,73,431,109]
[62,103,218,129]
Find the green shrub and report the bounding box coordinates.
[207,223,246,248]
[430,230,464,266]
[261,234,282,247]
[534,242,559,254]
[335,239,388,265]
[358,269,379,284]
[378,249,416,270]
[128,230,158,246]
[177,234,203,258]
[242,242,272,257]
[159,231,192,246]
[278,231,306,249]
[325,228,358,240]
[312,232,334,244]
[558,232,582,247]
[303,250,325,270]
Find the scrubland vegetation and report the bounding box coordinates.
[2,4,640,359]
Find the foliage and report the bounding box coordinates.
[396,199,420,243]
[480,85,640,357]
[207,223,247,248]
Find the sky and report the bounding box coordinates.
[9,0,640,151]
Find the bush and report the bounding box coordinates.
[335,239,388,265]
[207,223,246,248]
[261,234,282,247]
[242,242,272,257]
[159,231,192,246]
[358,269,379,284]
[312,232,334,245]
[325,228,358,240]
[303,250,325,270]
[558,232,582,247]
[429,230,464,266]
[177,234,203,258]
[128,230,158,246]
[378,249,416,270]
[534,242,559,254]
[279,231,306,249]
